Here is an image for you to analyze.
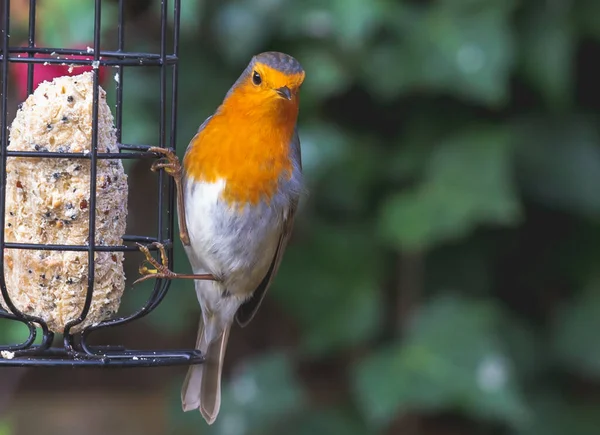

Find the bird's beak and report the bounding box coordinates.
[275,86,292,100]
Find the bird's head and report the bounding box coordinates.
[223,52,305,114]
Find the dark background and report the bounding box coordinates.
[3,0,600,434]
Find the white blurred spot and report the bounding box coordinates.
[1,351,15,360]
[304,10,332,38]
[456,44,485,74]
[92,61,100,69]
[114,73,120,84]
[476,354,508,393]
[87,46,94,53]
[232,375,259,404]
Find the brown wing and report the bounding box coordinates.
[235,201,297,327]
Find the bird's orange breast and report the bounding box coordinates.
[183,104,296,206]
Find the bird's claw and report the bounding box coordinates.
[148,147,182,177]
[134,242,175,285]
[134,242,219,285]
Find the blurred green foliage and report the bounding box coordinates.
[6,0,600,433]
[0,420,12,435]
[354,295,528,429]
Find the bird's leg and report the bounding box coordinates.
[148,147,191,246]
[133,243,217,285]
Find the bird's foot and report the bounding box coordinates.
[134,242,217,285]
[148,147,182,178]
[134,242,176,284]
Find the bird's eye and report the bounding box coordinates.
[252,71,262,86]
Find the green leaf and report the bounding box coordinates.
[513,116,600,219]
[552,282,600,377]
[423,8,514,105]
[353,295,529,429]
[275,224,383,356]
[519,1,574,108]
[379,3,515,105]
[366,2,516,103]
[380,126,521,251]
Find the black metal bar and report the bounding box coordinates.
[169,0,181,271]
[124,235,168,243]
[2,55,177,66]
[5,142,167,158]
[0,0,15,317]
[26,0,36,95]
[4,239,171,252]
[0,349,204,368]
[118,143,159,151]
[158,0,168,246]
[62,0,103,344]
[8,47,171,59]
[115,0,125,142]
[6,150,156,159]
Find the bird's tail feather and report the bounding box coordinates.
[181,316,231,425]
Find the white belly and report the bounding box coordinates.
[183,178,285,302]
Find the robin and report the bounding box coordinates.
[135,51,305,424]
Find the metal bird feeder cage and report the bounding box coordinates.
[0,0,201,368]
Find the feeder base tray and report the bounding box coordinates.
[0,346,204,367]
